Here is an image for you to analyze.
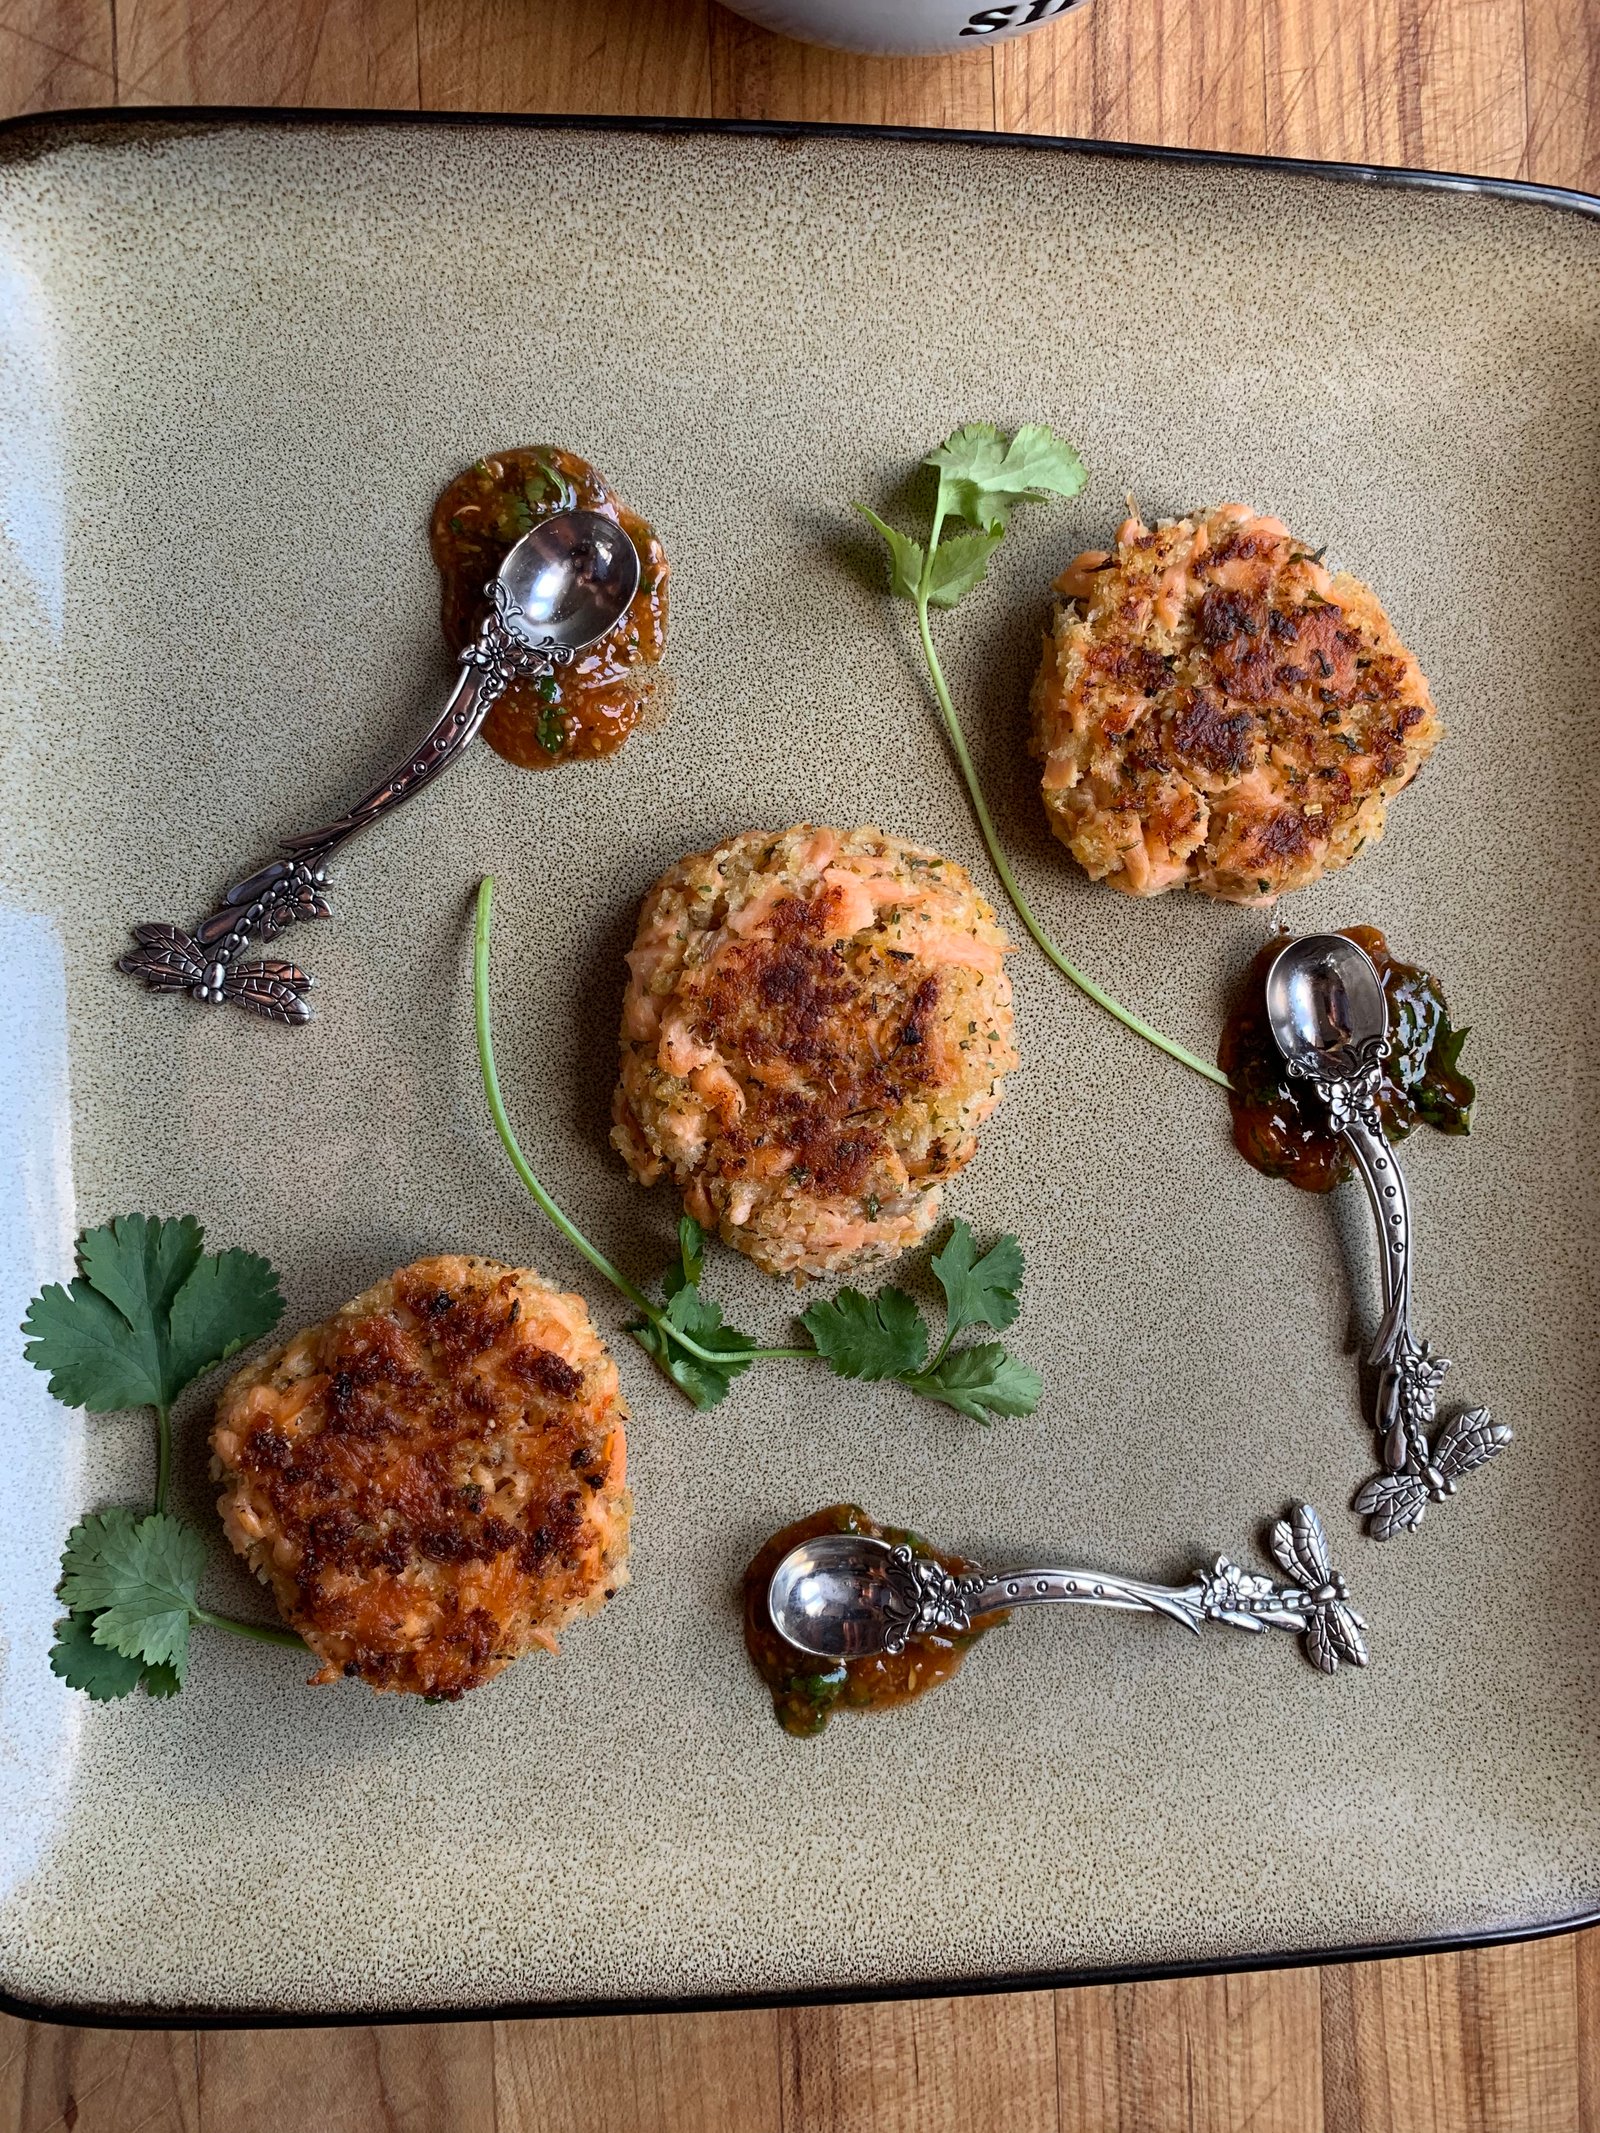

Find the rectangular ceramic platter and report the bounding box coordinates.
[1,116,1597,2022]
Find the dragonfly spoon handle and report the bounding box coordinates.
[1286,1044,1510,1537]
[118,586,552,1023]
[878,1504,1368,1675]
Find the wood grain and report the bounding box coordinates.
[710,12,994,128]
[418,0,712,117]
[1057,1969,1322,2133]
[1,2,1597,2130]
[196,2023,496,2133]
[0,0,110,120]
[117,0,419,106]
[1319,1938,1581,2133]
[1524,0,1600,193]
[993,0,1266,155]
[0,2020,199,2133]
[1261,0,1527,177]
[493,2008,782,2133]
[779,1991,1057,2132]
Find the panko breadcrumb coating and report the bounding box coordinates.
[611,825,1017,1279]
[1029,505,1442,905]
[211,1257,630,1699]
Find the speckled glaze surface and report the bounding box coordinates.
[1,117,1597,2021]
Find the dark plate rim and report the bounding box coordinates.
[1,101,1599,230]
[0,100,1593,2031]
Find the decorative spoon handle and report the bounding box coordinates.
[1286,1042,1511,1539]
[1294,1040,1426,1471]
[885,1504,1368,1674]
[116,585,551,1025]
[280,581,554,862]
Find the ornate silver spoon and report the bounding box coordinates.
[117,509,641,1024]
[1265,931,1509,1538]
[769,1501,1367,1675]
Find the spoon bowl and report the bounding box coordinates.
[1265,931,1388,1076]
[496,508,640,655]
[768,1533,909,1659]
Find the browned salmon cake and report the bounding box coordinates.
[611,825,1017,1280]
[1029,505,1442,904]
[211,1256,630,1698]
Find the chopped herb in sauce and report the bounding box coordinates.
[1219,923,1475,1192]
[429,446,668,770]
[742,1504,1003,1737]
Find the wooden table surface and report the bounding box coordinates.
[0,2,1595,2128]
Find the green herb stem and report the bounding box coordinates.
[912,583,1231,1092]
[154,1402,171,1515]
[194,1610,307,1651]
[475,877,661,1315]
[474,877,815,1374]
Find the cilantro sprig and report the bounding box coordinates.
[22,1216,304,1699]
[803,1222,1040,1424]
[855,423,1229,1090]
[474,878,1041,1421]
[628,1217,766,1409]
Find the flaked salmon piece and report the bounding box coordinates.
[690,1059,746,1122]
[658,1012,718,1077]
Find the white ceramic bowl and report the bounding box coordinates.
[719,0,1088,58]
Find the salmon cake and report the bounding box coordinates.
[211,1256,630,1698]
[611,825,1017,1279]
[1029,505,1442,905]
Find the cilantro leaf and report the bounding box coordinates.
[854,505,925,600]
[931,1223,1024,1342]
[78,1212,203,1335]
[908,1343,1043,1425]
[632,1219,759,1409]
[21,1278,169,1413]
[21,1215,283,1415]
[665,1215,705,1297]
[924,422,1088,533]
[630,1251,757,1412]
[925,529,1004,609]
[802,1286,928,1382]
[166,1247,283,1393]
[666,1283,758,1402]
[56,1506,145,1601]
[58,1509,207,1680]
[48,1611,145,1701]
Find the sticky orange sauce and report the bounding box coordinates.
[742,1504,1004,1737]
[429,446,668,769]
[1219,924,1475,1192]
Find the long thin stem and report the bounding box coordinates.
[195,1610,306,1650]
[473,878,812,1370]
[912,587,1231,1093]
[476,877,662,1316]
[154,1403,171,1514]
